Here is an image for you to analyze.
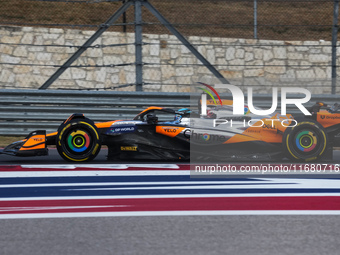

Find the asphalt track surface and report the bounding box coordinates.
[1,216,340,255]
[1,149,340,255]
[0,147,109,164]
[1,148,340,164]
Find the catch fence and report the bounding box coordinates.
[0,0,339,92]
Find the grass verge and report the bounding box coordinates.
[0,136,23,148]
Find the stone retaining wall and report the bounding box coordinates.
[0,25,338,93]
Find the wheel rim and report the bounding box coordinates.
[57,119,101,162]
[66,129,92,154]
[295,130,317,152]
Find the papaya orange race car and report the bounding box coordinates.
[0,101,339,162]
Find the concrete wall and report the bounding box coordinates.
[0,25,338,93]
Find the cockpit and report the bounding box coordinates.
[133,107,192,125]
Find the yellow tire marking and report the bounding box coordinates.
[62,152,89,162]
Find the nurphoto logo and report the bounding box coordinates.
[199,83,312,116]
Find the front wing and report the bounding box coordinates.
[0,130,48,157]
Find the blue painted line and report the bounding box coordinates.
[0,176,265,185]
[1,187,340,198]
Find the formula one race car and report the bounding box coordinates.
[0,101,340,162]
[0,107,192,162]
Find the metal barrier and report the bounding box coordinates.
[0,89,339,136]
[0,89,190,136]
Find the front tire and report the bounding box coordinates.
[283,119,328,162]
[56,118,101,162]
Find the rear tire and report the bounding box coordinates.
[56,118,101,162]
[283,119,328,162]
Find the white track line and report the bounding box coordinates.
[2,210,340,219]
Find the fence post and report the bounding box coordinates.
[123,0,127,33]
[254,0,258,39]
[135,0,143,92]
[332,0,339,94]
